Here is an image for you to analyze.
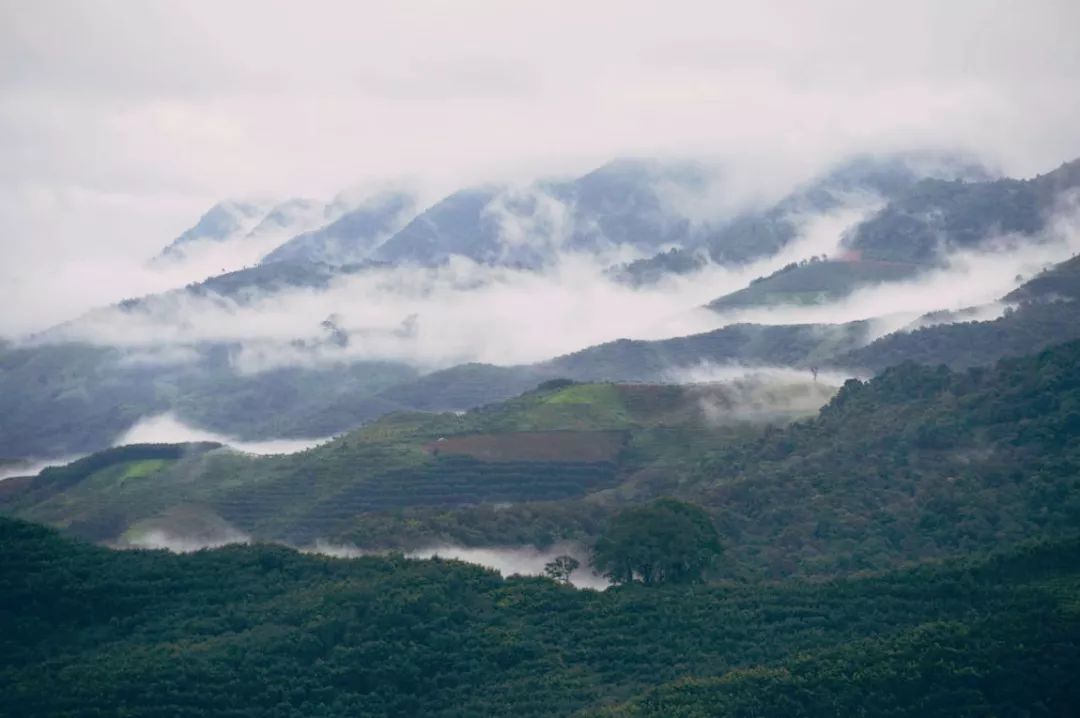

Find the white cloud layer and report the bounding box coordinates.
[36,199,883,369]
[117,413,331,454]
[2,0,1079,337]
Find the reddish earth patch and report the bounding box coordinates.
[427,431,624,463]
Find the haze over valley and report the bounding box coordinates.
[2,2,1079,716]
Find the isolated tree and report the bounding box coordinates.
[543,555,580,584]
[592,499,721,586]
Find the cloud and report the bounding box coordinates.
[3,0,1079,340]
[408,544,607,589]
[30,209,867,370]
[0,456,83,482]
[15,186,1080,381]
[311,541,608,590]
[123,527,252,553]
[705,196,1080,339]
[128,531,608,589]
[661,364,858,424]
[117,413,330,454]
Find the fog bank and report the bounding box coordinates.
[117,413,331,455]
[312,541,607,590]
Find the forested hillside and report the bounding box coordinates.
[0,380,826,548]
[2,517,1077,718]
[837,253,1080,371]
[335,339,1080,577]
[5,339,1080,584]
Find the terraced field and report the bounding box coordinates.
[430,430,625,462]
[1,380,826,548]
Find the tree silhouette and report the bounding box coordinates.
[543,555,580,584]
[592,499,721,585]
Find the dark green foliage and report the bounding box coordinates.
[9,339,1080,582]
[597,619,1080,717]
[838,292,1080,372]
[8,443,218,511]
[534,378,578,392]
[1003,252,1080,303]
[686,339,1080,577]
[1,518,1077,717]
[339,339,1080,578]
[543,554,579,583]
[0,382,778,550]
[593,499,722,585]
[273,456,618,536]
[335,338,1080,577]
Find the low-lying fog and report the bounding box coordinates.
[0,456,83,482]
[0,414,331,482]
[318,542,608,590]
[668,364,857,424]
[117,413,332,455]
[709,233,1080,340]
[126,530,608,590]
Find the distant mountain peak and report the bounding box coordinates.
[260,191,418,266]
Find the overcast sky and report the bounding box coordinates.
[2,0,1080,334]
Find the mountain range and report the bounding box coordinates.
[2,152,1079,463]
[4,149,1080,718]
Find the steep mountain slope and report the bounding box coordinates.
[373,187,505,264]
[618,152,989,285]
[835,253,1080,371]
[6,157,1079,462]
[1002,251,1080,303]
[843,158,1080,264]
[703,157,1080,310]
[155,200,272,261]
[706,256,918,311]
[153,198,335,274]
[373,159,724,266]
[261,191,416,265]
[835,299,1080,371]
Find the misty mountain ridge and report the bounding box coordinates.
[150,196,337,280]
[702,157,1080,313]
[260,191,417,265]
[155,199,272,260]
[155,151,990,279]
[4,151,1080,461]
[616,151,993,285]
[5,247,1078,460]
[77,149,1011,346]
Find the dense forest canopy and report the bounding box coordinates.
[1,517,1077,717]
